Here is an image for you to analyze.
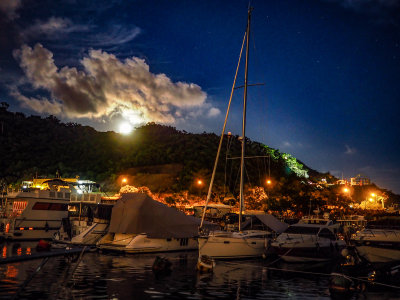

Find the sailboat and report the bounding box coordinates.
[198,8,287,259]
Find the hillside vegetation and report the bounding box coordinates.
[1,103,398,211]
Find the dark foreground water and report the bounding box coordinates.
[0,241,399,299]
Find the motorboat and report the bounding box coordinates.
[53,197,118,246]
[97,193,207,253]
[0,177,98,240]
[351,215,400,264]
[54,195,117,245]
[98,232,198,254]
[271,219,346,262]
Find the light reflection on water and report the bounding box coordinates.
[0,242,398,299]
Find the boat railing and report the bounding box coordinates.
[381,230,400,237]
[6,189,71,200]
[358,228,399,238]
[360,229,376,237]
[70,193,102,203]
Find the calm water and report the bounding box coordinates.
[0,241,398,299]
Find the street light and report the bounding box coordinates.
[266,179,272,198]
[121,178,127,188]
[196,179,203,197]
[370,192,383,209]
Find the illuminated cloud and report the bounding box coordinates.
[10,89,63,115]
[89,25,141,47]
[207,107,221,117]
[12,43,217,124]
[0,0,21,20]
[344,144,357,155]
[21,17,90,40]
[21,18,139,48]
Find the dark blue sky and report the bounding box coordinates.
[1,0,399,193]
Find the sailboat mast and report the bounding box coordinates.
[239,7,252,231]
[199,31,247,230]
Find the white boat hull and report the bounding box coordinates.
[0,219,63,240]
[98,233,197,253]
[272,240,346,263]
[70,222,109,245]
[352,227,400,264]
[356,245,400,263]
[198,231,268,259]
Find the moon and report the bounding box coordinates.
[118,122,133,135]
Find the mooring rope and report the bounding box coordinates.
[220,261,400,290]
[12,256,50,300]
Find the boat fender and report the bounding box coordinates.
[36,239,51,251]
[197,255,215,273]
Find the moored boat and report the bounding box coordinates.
[54,195,117,245]
[270,220,346,262]
[198,214,288,259]
[0,178,98,240]
[351,215,400,264]
[197,7,283,260]
[97,193,207,253]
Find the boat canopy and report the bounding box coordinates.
[108,193,202,238]
[242,214,288,233]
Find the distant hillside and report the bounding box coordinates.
[1,104,398,210]
[0,104,313,187]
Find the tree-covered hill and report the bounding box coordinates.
[1,103,398,210]
[0,103,312,189]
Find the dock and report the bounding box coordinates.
[0,247,89,264]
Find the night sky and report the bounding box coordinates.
[1,0,399,193]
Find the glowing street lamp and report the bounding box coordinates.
[196,179,203,197]
[266,179,272,185]
[343,187,349,193]
[121,178,128,187]
[370,192,382,209]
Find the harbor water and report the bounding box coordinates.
[0,241,398,299]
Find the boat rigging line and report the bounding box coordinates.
[199,25,247,230]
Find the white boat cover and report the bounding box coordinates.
[108,193,202,238]
[242,214,288,233]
